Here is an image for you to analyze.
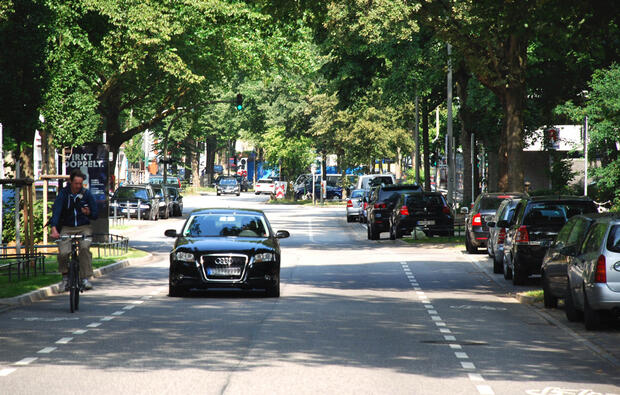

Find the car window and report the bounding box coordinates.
[582,223,608,254]
[554,218,576,247]
[220,179,237,185]
[114,188,149,201]
[479,197,504,211]
[523,206,566,226]
[183,214,269,237]
[167,188,178,198]
[258,179,272,184]
[566,218,592,248]
[351,190,364,198]
[607,225,620,253]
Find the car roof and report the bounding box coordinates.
[480,192,525,198]
[523,195,594,202]
[378,184,421,191]
[189,208,265,216]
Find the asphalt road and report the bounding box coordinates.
[0,193,619,395]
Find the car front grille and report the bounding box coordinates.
[201,254,248,281]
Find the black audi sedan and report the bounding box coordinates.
[165,208,289,297]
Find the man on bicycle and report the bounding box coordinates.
[50,169,99,291]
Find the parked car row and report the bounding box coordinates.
[109,183,183,220]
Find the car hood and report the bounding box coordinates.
[174,237,276,253]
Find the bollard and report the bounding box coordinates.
[113,200,118,224]
[138,199,141,220]
[127,200,131,220]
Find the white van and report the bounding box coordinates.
[356,174,396,190]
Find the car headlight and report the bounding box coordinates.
[140,204,150,209]
[254,252,275,263]
[174,251,195,262]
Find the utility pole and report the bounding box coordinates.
[447,43,454,206]
[584,116,588,196]
[415,94,420,185]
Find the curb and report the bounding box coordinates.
[0,252,153,313]
[463,252,620,368]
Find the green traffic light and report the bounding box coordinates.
[237,104,243,111]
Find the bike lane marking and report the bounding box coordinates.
[0,286,168,378]
[400,261,495,395]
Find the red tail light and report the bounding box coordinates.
[595,255,607,283]
[497,228,506,244]
[346,199,353,207]
[374,203,386,209]
[472,213,482,226]
[515,225,529,243]
[442,205,450,214]
[363,202,368,210]
[399,205,409,216]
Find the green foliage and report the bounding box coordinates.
[2,199,53,245]
[261,126,314,180]
[548,154,577,194]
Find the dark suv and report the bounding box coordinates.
[501,196,597,285]
[389,191,453,239]
[110,184,159,220]
[366,184,422,240]
[465,192,526,253]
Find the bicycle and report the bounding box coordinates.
[59,234,90,313]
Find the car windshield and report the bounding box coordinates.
[183,214,269,237]
[479,197,505,211]
[114,188,148,200]
[351,190,364,198]
[151,187,163,197]
[405,193,445,208]
[166,188,178,197]
[523,202,595,227]
[220,179,237,185]
[258,179,272,184]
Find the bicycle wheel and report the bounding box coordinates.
[69,261,80,313]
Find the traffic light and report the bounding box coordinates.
[236,93,243,111]
[430,153,437,166]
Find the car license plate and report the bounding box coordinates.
[121,209,136,214]
[207,268,241,276]
[375,213,381,218]
[418,220,435,226]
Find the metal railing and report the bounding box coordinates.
[0,233,129,282]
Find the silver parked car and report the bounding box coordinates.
[487,198,519,274]
[564,213,620,330]
[346,189,365,223]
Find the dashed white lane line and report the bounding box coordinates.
[0,368,17,377]
[131,300,145,305]
[100,316,115,321]
[37,347,56,354]
[123,305,136,310]
[111,311,125,316]
[400,261,495,395]
[14,357,37,366]
[73,329,88,335]
[86,322,101,328]
[55,337,73,344]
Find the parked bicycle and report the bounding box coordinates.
[59,234,90,313]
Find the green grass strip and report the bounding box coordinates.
[0,248,148,299]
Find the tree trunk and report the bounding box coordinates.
[498,85,525,192]
[421,97,431,191]
[191,142,199,189]
[455,65,473,204]
[19,143,34,178]
[205,136,217,186]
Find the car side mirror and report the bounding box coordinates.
[496,220,509,228]
[275,230,290,239]
[164,229,178,237]
[559,246,577,257]
[460,207,469,214]
[487,221,496,228]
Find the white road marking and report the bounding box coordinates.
[439,328,451,333]
[450,344,463,350]
[14,357,37,366]
[12,317,79,322]
[55,337,73,344]
[476,384,495,395]
[141,295,152,300]
[428,310,438,315]
[444,335,456,341]
[86,322,101,328]
[461,362,476,369]
[435,322,446,327]
[468,373,484,382]
[455,352,469,359]
[100,316,115,321]
[414,287,421,290]
[131,300,144,305]
[431,315,442,321]
[416,291,425,295]
[37,347,57,354]
[424,304,434,309]
[0,368,17,376]
[112,311,125,316]
[73,329,88,335]
[123,305,135,310]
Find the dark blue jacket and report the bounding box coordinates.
[50,186,98,230]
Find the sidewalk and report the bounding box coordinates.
[0,251,154,313]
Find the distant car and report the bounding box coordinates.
[151,184,173,219]
[166,186,183,217]
[388,191,454,240]
[540,214,595,308]
[564,213,620,329]
[255,178,276,195]
[359,190,372,223]
[213,165,224,174]
[465,192,526,253]
[366,184,422,240]
[356,174,396,190]
[165,208,290,297]
[149,175,181,188]
[502,195,597,285]
[346,189,365,222]
[486,198,520,273]
[110,184,159,220]
[217,178,241,196]
[235,175,250,192]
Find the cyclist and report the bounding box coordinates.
[50,169,99,291]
